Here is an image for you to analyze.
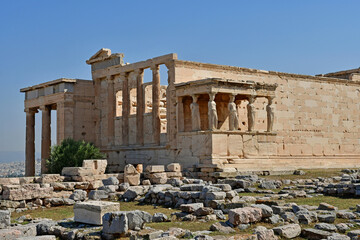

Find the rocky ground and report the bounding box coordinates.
[0,160,41,177]
[1,168,360,239]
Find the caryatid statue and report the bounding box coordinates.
[190,95,201,131]
[266,96,275,132]
[247,95,255,131]
[228,94,239,131]
[208,93,218,130]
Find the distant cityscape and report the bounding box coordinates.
[0,159,41,177]
[0,151,41,177]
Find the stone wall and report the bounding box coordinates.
[172,60,360,170]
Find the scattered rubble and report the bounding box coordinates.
[0,161,359,239]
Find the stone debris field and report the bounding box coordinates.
[0,160,359,239]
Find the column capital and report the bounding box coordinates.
[134,68,144,75]
[208,92,216,101]
[267,96,274,103]
[119,72,129,81]
[120,71,128,76]
[165,61,175,70]
[248,95,255,103]
[229,93,236,102]
[24,108,38,114]
[106,75,114,82]
[150,64,160,71]
[39,105,51,112]
[191,94,199,102]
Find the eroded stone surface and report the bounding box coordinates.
[74,201,120,225]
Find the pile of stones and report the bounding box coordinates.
[279,169,360,197]
[0,163,359,239]
[0,161,185,213]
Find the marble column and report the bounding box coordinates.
[25,108,36,176]
[107,75,115,147]
[40,105,51,174]
[266,96,275,132]
[151,64,161,145]
[121,72,130,146]
[247,95,255,132]
[135,69,144,145]
[165,62,177,147]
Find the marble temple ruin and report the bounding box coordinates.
[20,48,360,176]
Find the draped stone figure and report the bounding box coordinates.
[208,93,218,130]
[247,95,255,131]
[266,96,275,132]
[190,95,201,131]
[228,95,239,131]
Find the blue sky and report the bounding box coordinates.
[0,1,359,156]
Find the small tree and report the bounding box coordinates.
[46,138,105,174]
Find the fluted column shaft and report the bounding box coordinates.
[107,76,115,147]
[25,108,36,176]
[40,105,51,174]
[151,64,161,145]
[121,72,130,145]
[135,69,145,145]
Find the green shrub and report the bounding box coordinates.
[46,138,105,174]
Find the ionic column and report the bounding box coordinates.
[165,62,177,147]
[208,93,218,130]
[25,108,37,176]
[151,64,161,145]
[40,105,51,174]
[121,72,130,146]
[107,75,115,147]
[247,95,255,132]
[134,69,145,145]
[266,96,275,132]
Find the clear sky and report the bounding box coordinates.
[0,1,359,156]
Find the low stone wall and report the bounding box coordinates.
[0,161,186,212]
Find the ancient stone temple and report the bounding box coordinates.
[21,48,360,176]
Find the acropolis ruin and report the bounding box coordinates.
[21,49,360,177]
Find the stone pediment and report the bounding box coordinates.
[86,48,112,64]
[86,48,125,71]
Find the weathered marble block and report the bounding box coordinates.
[74,201,120,225]
[166,163,181,172]
[82,159,107,175]
[17,236,56,240]
[228,207,262,225]
[61,167,93,177]
[0,177,20,185]
[145,165,165,173]
[0,210,10,229]
[102,210,152,235]
[36,174,64,184]
[2,184,53,201]
[124,164,140,186]
[166,172,182,178]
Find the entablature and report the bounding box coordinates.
[174,78,277,98]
